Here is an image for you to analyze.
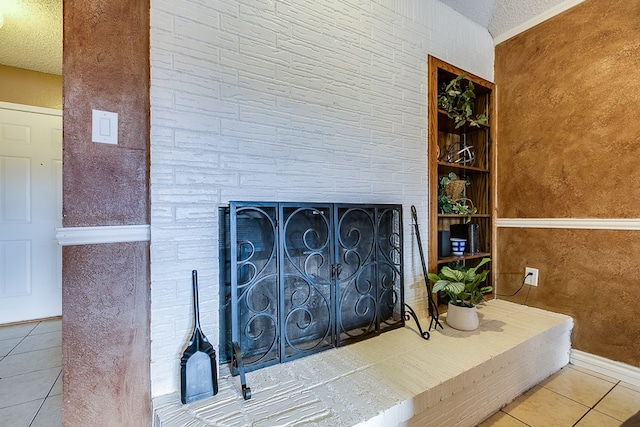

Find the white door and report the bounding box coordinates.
[0,102,62,324]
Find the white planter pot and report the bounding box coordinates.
[446,302,479,331]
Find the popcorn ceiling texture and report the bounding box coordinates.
[153,300,573,426]
[0,0,62,75]
[149,0,494,399]
[438,0,575,39]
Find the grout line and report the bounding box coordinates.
[27,319,62,337]
[499,410,532,426]
[2,333,31,361]
[590,380,620,408]
[46,369,63,398]
[0,362,63,381]
[0,321,40,361]
[572,409,592,426]
[588,381,625,422]
[570,379,621,426]
[28,397,47,427]
[567,363,619,385]
[26,368,62,427]
[0,321,62,426]
[538,384,592,409]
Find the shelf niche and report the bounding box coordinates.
[428,56,496,287]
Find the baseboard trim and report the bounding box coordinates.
[570,349,640,387]
[497,218,640,231]
[56,225,151,246]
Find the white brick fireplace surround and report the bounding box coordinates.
[149,0,495,408]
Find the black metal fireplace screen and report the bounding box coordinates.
[219,202,404,398]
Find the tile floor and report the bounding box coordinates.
[481,364,640,427]
[1,318,639,426]
[0,318,62,426]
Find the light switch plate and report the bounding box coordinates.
[92,109,118,144]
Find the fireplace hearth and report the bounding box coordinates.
[219,202,404,398]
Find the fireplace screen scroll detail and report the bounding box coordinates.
[219,202,404,379]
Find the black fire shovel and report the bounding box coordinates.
[180,270,218,404]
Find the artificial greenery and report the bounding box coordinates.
[438,73,488,129]
[428,257,492,307]
[438,172,477,219]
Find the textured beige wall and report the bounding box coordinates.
[62,0,150,425]
[495,0,640,366]
[0,64,62,109]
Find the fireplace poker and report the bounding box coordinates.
[411,205,443,331]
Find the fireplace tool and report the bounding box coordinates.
[411,205,443,331]
[180,270,219,404]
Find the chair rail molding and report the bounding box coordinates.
[497,218,640,231]
[56,225,151,246]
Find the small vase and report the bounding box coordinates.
[446,302,479,331]
[450,238,466,256]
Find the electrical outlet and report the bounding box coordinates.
[524,267,539,286]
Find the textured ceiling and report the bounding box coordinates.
[439,0,573,39]
[0,0,62,75]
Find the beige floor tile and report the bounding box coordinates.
[31,394,62,427]
[31,319,62,335]
[0,346,61,378]
[503,385,589,427]
[540,365,616,407]
[568,364,618,384]
[0,399,43,426]
[0,367,60,409]
[594,383,640,422]
[0,323,37,341]
[575,409,623,427]
[10,331,62,355]
[479,410,528,426]
[0,337,21,357]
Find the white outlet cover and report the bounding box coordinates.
[92,109,118,144]
[524,267,539,286]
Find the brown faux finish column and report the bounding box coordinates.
[62,1,151,425]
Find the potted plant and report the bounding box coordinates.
[438,172,477,221]
[428,257,492,331]
[437,73,488,129]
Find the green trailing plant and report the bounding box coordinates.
[438,172,477,221]
[428,257,492,308]
[438,73,488,129]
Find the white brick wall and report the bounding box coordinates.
[150,0,494,398]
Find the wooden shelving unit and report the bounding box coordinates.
[427,56,496,285]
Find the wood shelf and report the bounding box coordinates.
[437,252,492,264]
[437,161,489,174]
[437,214,491,219]
[428,55,496,286]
